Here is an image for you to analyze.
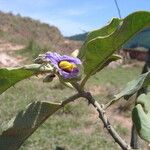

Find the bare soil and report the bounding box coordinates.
[0,39,25,67]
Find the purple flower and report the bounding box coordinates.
[45,52,81,79]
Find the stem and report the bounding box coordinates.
[130,124,139,149]
[104,97,116,110]
[130,97,140,149]
[81,91,130,150]
[68,83,130,149]
[71,82,82,93]
[61,93,81,106]
[80,75,89,89]
[130,63,148,149]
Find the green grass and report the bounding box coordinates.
[0,65,145,150]
[88,66,142,87]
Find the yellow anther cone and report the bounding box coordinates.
[59,61,76,72]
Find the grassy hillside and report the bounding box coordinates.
[0,12,63,48]
[0,11,81,58]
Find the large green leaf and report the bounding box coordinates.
[86,18,122,42]
[105,71,150,108]
[79,11,150,76]
[132,93,150,142]
[91,54,122,75]
[0,101,61,150]
[78,18,122,59]
[0,64,53,95]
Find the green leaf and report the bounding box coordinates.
[0,101,61,150]
[132,93,150,142]
[78,18,122,59]
[105,71,150,108]
[86,18,122,42]
[0,64,53,95]
[114,72,150,100]
[79,11,150,76]
[92,54,122,75]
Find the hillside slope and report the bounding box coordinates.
[0,11,81,55]
[0,12,63,48]
[67,32,88,41]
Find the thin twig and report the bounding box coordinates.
[82,92,130,149]
[62,83,131,149]
[71,82,82,93]
[80,75,89,89]
[61,93,81,106]
[114,0,122,18]
[81,91,131,150]
[130,62,150,149]
[130,124,139,149]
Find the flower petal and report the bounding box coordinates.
[60,68,79,79]
[45,52,62,62]
[44,52,81,79]
[61,55,81,64]
[45,52,61,68]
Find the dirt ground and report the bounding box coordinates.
[0,39,25,67]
